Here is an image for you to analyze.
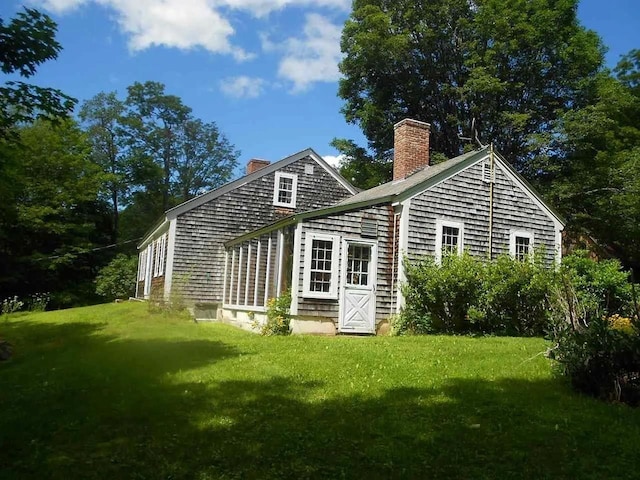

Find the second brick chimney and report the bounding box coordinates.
[246,158,270,175]
[393,119,431,180]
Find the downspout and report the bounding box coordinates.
[488,143,495,260]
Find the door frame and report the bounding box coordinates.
[338,238,378,334]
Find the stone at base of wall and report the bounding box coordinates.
[290,317,336,336]
[376,320,391,336]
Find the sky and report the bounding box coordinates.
[1,0,638,174]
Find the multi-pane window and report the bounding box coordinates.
[514,236,530,261]
[138,250,147,281]
[273,172,298,208]
[153,234,167,277]
[435,220,463,264]
[346,244,371,286]
[441,226,460,256]
[309,239,333,292]
[510,231,533,261]
[303,233,339,298]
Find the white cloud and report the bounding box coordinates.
[33,0,251,60]
[220,76,266,98]
[322,154,345,168]
[31,0,349,63]
[272,13,343,92]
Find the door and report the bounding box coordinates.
[339,240,377,334]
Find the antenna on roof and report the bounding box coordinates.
[458,118,486,149]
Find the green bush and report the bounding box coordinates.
[560,251,632,322]
[95,254,138,301]
[401,253,484,333]
[259,290,291,336]
[474,254,556,336]
[548,315,640,405]
[389,312,431,336]
[548,253,640,405]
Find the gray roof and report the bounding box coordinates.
[226,144,565,248]
[139,147,358,248]
[336,148,487,208]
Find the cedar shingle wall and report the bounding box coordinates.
[407,160,557,263]
[297,205,394,326]
[172,156,352,304]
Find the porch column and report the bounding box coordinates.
[264,235,272,305]
[254,239,261,306]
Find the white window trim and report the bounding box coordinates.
[138,250,146,281]
[273,171,298,208]
[509,230,534,260]
[152,234,167,277]
[302,232,340,299]
[435,219,464,264]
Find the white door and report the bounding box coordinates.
[339,240,377,334]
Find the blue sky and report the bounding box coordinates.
[1,0,638,173]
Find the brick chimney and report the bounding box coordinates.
[393,119,431,180]
[246,158,270,175]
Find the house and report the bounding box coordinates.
[220,119,564,335]
[135,149,358,308]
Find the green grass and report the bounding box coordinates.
[1,303,639,479]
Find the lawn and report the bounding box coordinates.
[1,303,639,479]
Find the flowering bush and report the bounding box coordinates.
[29,293,50,312]
[259,290,291,336]
[1,296,24,315]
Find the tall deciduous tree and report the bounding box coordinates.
[79,92,128,242]
[175,119,238,201]
[0,119,111,305]
[0,8,75,137]
[124,81,239,209]
[124,81,192,212]
[548,51,640,268]
[338,0,604,179]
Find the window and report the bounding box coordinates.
[303,232,339,298]
[510,231,534,261]
[138,250,147,281]
[346,244,371,286]
[435,219,464,264]
[153,234,167,277]
[273,172,298,208]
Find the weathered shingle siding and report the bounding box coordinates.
[407,160,557,263]
[172,156,353,304]
[296,205,394,326]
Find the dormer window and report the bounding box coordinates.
[273,172,298,208]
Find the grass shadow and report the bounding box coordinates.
[1,317,639,479]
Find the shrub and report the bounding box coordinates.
[95,254,138,300]
[548,315,640,405]
[1,296,24,315]
[259,290,291,336]
[28,293,50,312]
[560,251,632,322]
[402,253,484,333]
[474,254,556,336]
[548,255,640,405]
[390,312,431,336]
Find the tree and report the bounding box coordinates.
[0,8,75,137]
[338,0,604,181]
[175,118,238,201]
[547,52,640,268]
[331,138,391,190]
[95,254,138,300]
[0,119,111,306]
[124,81,192,211]
[79,92,129,242]
[124,81,239,208]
